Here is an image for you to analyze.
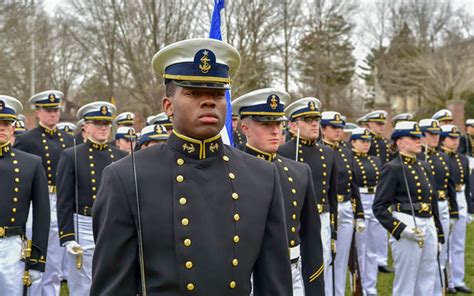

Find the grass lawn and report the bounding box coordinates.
[60,223,474,295]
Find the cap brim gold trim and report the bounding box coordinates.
[291,111,321,119]
[163,74,231,84]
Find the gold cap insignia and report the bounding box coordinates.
[269,94,279,110]
[48,94,56,102]
[309,101,316,111]
[126,114,132,120]
[335,114,340,121]
[0,100,4,111]
[101,106,108,115]
[155,125,162,134]
[199,50,211,74]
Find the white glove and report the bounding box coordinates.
[29,270,42,282]
[467,214,473,224]
[449,219,457,232]
[64,241,83,255]
[400,227,425,243]
[355,219,366,233]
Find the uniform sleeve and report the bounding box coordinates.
[328,151,338,240]
[423,162,444,244]
[300,165,325,294]
[464,158,474,214]
[13,134,32,153]
[253,164,293,296]
[29,158,50,272]
[56,150,76,245]
[458,136,467,155]
[350,156,364,219]
[447,158,459,219]
[90,165,138,296]
[372,163,407,240]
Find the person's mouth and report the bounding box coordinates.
[198,112,219,124]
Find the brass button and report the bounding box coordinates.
[89,156,93,160]
[91,179,96,183]
[181,218,189,226]
[0,227,4,237]
[176,175,184,182]
[179,197,187,205]
[92,187,97,191]
[283,167,289,171]
[290,240,296,246]
[10,218,15,223]
[293,201,297,207]
[185,261,193,269]
[13,197,18,203]
[228,173,235,179]
[233,235,240,243]
[186,283,195,291]
[13,160,18,164]
[234,214,240,221]
[288,177,293,182]
[91,171,96,175]
[12,208,17,213]
[229,281,236,289]
[223,155,229,161]
[292,214,296,220]
[14,187,19,193]
[93,195,97,200]
[177,158,184,165]
[291,227,296,233]
[232,258,239,267]
[45,153,50,157]
[15,178,19,183]
[90,163,94,167]
[232,193,239,200]
[14,168,19,173]
[291,188,296,194]
[184,239,192,247]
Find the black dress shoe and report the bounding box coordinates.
[455,286,472,294]
[378,265,394,273]
[447,287,458,294]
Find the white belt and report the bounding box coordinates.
[289,245,300,261]
[359,187,376,194]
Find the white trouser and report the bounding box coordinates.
[449,191,468,288]
[27,192,62,296]
[319,212,332,296]
[356,192,379,295]
[373,218,388,266]
[291,260,305,296]
[326,200,353,296]
[434,200,449,295]
[0,236,24,296]
[67,214,95,296]
[391,212,437,296]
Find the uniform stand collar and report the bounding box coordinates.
[400,152,417,164]
[352,149,368,158]
[292,135,316,146]
[422,145,436,155]
[323,139,339,149]
[87,139,109,151]
[0,141,12,157]
[370,130,384,139]
[39,122,57,135]
[244,143,276,162]
[440,146,455,156]
[168,130,223,160]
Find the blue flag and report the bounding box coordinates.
[209,0,235,147]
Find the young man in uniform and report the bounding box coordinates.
[321,111,365,296]
[14,90,74,296]
[57,101,128,295]
[234,88,325,295]
[364,110,392,273]
[279,97,338,296]
[91,38,292,295]
[0,95,50,295]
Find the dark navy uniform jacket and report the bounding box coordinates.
[56,140,127,245]
[323,140,364,220]
[244,144,325,294]
[0,143,50,271]
[279,137,339,238]
[90,131,292,296]
[373,153,444,243]
[14,125,74,187]
[417,147,458,219]
[368,132,391,164]
[352,151,381,189]
[441,147,473,214]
